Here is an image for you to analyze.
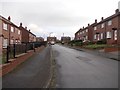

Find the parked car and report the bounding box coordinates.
[51,41,55,45]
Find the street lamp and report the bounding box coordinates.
[49,32,53,37]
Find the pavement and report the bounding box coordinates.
[2,46,52,88]
[52,44,118,88]
[67,45,119,61]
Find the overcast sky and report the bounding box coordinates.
[0,0,120,40]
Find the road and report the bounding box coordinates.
[2,46,51,88]
[52,44,118,88]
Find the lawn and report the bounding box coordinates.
[84,44,107,49]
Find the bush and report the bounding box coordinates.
[97,39,106,44]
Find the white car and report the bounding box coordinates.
[51,41,55,45]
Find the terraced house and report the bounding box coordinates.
[29,30,36,43]
[19,23,37,43]
[75,21,97,42]
[0,16,21,51]
[75,9,120,45]
[93,9,120,44]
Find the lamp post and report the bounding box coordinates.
[49,32,53,37]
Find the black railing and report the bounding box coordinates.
[2,42,47,64]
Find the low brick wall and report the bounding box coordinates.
[104,47,120,52]
[0,46,45,77]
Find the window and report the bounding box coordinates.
[86,36,88,40]
[101,23,105,28]
[108,20,112,26]
[11,26,14,32]
[86,29,88,32]
[82,31,84,34]
[94,34,96,39]
[3,23,8,30]
[106,31,112,38]
[10,39,14,44]
[3,38,8,48]
[15,40,18,44]
[77,33,79,35]
[94,26,97,30]
[97,34,100,40]
[101,33,103,39]
[18,30,20,35]
[114,30,117,40]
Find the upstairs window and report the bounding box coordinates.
[108,20,112,26]
[94,26,97,30]
[101,23,105,28]
[86,29,88,32]
[11,26,14,32]
[3,23,8,30]
[18,30,20,35]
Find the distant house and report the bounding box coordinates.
[36,37,44,42]
[29,30,36,43]
[47,37,57,43]
[61,36,71,43]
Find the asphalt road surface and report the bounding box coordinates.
[52,44,118,88]
[2,46,51,88]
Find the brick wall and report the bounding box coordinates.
[0,46,45,77]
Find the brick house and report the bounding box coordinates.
[0,16,21,49]
[47,37,57,43]
[75,21,97,43]
[93,9,120,44]
[75,9,120,45]
[61,36,71,43]
[19,23,29,43]
[29,30,36,43]
[36,37,44,42]
[19,23,36,43]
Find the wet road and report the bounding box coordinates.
[52,44,118,88]
[3,46,51,88]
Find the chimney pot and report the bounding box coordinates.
[115,9,119,14]
[29,29,30,32]
[8,16,11,21]
[95,19,97,23]
[83,26,84,29]
[25,27,27,29]
[88,23,90,26]
[101,17,104,20]
[20,23,22,26]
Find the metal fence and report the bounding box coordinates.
[2,42,47,64]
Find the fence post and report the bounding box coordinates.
[33,43,35,52]
[6,45,9,63]
[13,44,16,58]
[25,43,27,53]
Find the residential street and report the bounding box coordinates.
[2,46,51,88]
[52,44,118,88]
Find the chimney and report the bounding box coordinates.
[95,19,97,23]
[101,17,104,21]
[8,16,11,21]
[83,26,84,29]
[25,27,27,30]
[29,29,30,32]
[20,23,22,27]
[115,9,119,14]
[88,23,90,26]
